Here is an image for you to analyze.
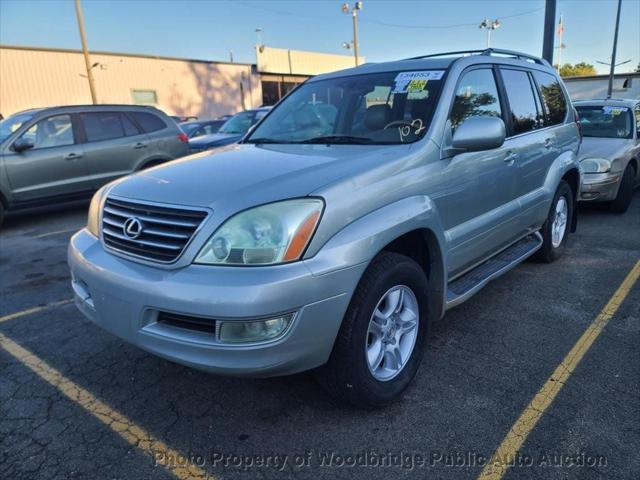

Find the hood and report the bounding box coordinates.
[578,137,632,161]
[107,142,405,215]
[189,132,241,149]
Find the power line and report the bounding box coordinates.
[230,1,545,31]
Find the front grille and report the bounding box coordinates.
[157,311,215,334]
[101,197,208,263]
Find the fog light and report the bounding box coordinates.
[218,314,294,343]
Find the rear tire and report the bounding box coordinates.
[315,252,429,408]
[0,202,5,229]
[534,180,573,263]
[609,164,635,214]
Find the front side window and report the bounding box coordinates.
[0,112,33,143]
[21,114,74,149]
[501,69,540,135]
[81,112,125,142]
[450,68,502,132]
[575,105,634,139]
[247,70,445,145]
[533,71,567,126]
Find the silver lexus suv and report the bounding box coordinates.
[68,49,581,407]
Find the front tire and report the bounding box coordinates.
[609,164,635,214]
[315,252,429,408]
[534,180,573,263]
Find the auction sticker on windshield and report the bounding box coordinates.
[392,71,445,93]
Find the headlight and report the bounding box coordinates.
[87,186,108,237]
[580,157,611,173]
[195,198,323,265]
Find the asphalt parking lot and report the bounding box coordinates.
[1,193,639,480]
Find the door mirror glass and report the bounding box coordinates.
[13,137,34,153]
[451,116,506,152]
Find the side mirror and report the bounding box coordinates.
[13,137,34,153]
[450,116,506,154]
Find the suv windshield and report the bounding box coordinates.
[576,105,634,139]
[246,70,445,145]
[0,112,34,143]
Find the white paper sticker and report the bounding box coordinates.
[392,71,445,93]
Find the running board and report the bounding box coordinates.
[445,232,543,310]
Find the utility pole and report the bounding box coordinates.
[479,19,501,48]
[342,2,363,67]
[607,0,623,98]
[554,14,565,69]
[542,0,557,64]
[75,0,97,103]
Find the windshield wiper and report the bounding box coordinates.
[300,135,374,144]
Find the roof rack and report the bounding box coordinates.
[406,48,550,66]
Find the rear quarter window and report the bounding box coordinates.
[533,71,568,126]
[130,112,167,133]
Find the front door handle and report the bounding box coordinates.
[65,153,83,160]
[133,142,148,149]
[504,151,518,164]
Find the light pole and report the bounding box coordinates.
[606,0,623,98]
[75,0,97,103]
[342,2,363,66]
[479,19,500,48]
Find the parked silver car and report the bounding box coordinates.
[0,105,190,226]
[575,99,640,213]
[68,49,581,407]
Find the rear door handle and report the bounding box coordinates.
[65,153,83,160]
[133,142,148,149]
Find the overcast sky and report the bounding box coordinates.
[1,0,638,74]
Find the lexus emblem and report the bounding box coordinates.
[123,217,143,239]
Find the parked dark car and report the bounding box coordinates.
[0,104,190,226]
[179,119,226,138]
[189,107,271,152]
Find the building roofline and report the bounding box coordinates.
[0,44,255,68]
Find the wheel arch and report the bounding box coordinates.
[136,155,172,171]
[561,167,580,233]
[380,228,446,322]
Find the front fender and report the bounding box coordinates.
[304,195,448,320]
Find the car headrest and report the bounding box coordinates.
[364,104,392,130]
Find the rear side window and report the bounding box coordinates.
[533,71,568,126]
[130,112,167,133]
[121,114,141,136]
[500,69,539,135]
[450,68,502,132]
[81,112,125,142]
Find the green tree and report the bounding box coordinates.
[559,62,597,77]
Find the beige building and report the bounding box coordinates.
[0,45,358,119]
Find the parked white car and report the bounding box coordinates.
[575,99,640,213]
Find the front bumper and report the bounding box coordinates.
[579,172,621,202]
[68,230,367,377]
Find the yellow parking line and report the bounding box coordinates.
[0,332,213,480]
[478,260,640,480]
[0,299,74,324]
